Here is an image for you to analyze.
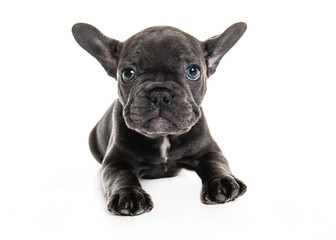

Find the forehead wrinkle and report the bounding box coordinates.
[121,27,202,73]
[141,44,198,71]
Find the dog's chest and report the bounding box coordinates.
[140,136,173,178]
[160,136,170,162]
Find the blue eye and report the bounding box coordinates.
[121,68,136,82]
[185,66,201,81]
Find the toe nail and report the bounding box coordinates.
[119,208,130,215]
[215,194,226,203]
[134,209,145,215]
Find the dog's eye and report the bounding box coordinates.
[121,68,136,82]
[185,66,201,81]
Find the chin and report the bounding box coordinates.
[130,117,194,138]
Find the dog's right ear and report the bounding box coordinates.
[72,23,122,79]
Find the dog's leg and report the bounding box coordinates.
[101,162,153,216]
[195,152,247,204]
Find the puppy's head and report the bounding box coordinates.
[72,23,246,137]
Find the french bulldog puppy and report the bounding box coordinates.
[72,22,247,216]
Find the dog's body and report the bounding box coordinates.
[72,23,247,216]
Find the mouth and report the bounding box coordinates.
[144,117,174,133]
[123,81,202,136]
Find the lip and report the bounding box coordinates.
[148,116,171,126]
[143,117,174,132]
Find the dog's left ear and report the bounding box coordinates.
[203,22,247,76]
[72,23,122,79]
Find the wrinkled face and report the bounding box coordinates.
[117,27,207,137]
[72,22,247,137]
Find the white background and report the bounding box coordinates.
[1,0,335,239]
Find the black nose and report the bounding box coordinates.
[148,88,172,107]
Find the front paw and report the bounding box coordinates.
[201,176,247,204]
[107,187,153,216]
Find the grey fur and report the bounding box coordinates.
[72,22,247,216]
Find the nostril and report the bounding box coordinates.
[147,95,158,104]
[152,97,158,105]
[147,88,172,107]
[163,96,171,105]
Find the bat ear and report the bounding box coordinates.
[72,23,122,78]
[203,22,247,76]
